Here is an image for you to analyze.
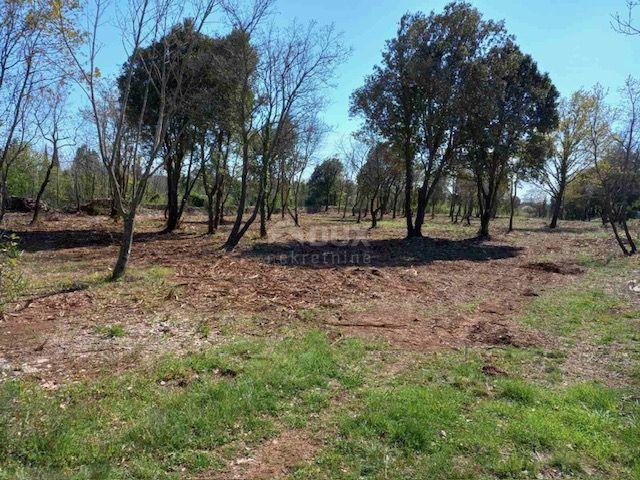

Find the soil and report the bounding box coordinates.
[210,429,319,480]
[0,211,615,387]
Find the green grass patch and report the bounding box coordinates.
[94,324,126,338]
[519,287,640,340]
[300,358,640,479]
[0,332,365,479]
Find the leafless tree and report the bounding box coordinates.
[31,84,75,224]
[0,1,55,220]
[222,0,347,249]
[586,84,639,255]
[286,114,325,226]
[339,134,369,221]
[613,1,640,35]
[56,0,216,279]
[535,92,590,229]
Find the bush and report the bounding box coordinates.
[190,194,205,208]
[0,234,24,315]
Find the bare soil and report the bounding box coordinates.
[0,211,616,386]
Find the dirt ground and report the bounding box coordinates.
[0,210,620,386]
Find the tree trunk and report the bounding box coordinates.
[370,196,377,229]
[260,195,267,238]
[621,218,637,254]
[454,203,461,224]
[549,182,565,229]
[206,193,215,234]
[610,217,630,256]
[413,184,428,237]
[225,138,251,249]
[111,213,136,281]
[163,157,181,233]
[392,185,400,219]
[479,209,491,237]
[508,179,517,233]
[31,157,55,225]
[342,191,349,218]
[0,178,8,223]
[259,157,269,238]
[404,140,415,237]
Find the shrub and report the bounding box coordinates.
[0,234,24,315]
[190,194,205,208]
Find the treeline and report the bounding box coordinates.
[345,2,639,255]
[1,0,639,282]
[1,0,348,279]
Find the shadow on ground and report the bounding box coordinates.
[513,225,606,235]
[243,236,523,269]
[11,229,188,253]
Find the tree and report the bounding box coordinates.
[351,2,505,237]
[0,0,81,220]
[57,0,216,280]
[588,81,640,255]
[356,142,401,228]
[505,137,548,232]
[339,134,369,220]
[70,144,103,210]
[188,29,248,235]
[284,114,325,226]
[122,19,240,233]
[221,4,347,249]
[306,158,343,212]
[463,41,558,237]
[411,3,504,236]
[613,1,640,35]
[350,14,421,237]
[32,84,75,224]
[449,168,476,225]
[535,91,591,229]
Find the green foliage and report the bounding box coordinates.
[94,324,126,338]
[306,158,344,211]
[189,194,205,208]
[5,144,47,198]
[0,234,24,314]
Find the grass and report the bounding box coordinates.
[298,378,640,479]
[293,261,640,479]
[94,324,126,338]
[0,332,365,479]
[3,316,638,479]
[3,217,640,479]
[297,351,640,479]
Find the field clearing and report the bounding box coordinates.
[1,212,639,479]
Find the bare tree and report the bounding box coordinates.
[285,114,324,226]
[222,0,347,249]
[56,0,216,279]
[31,84,75,224]
[0,1,56,220]
[588,81,640,255]
[613,1,640,35]
[356,142,401,229]
[535,92,590,229]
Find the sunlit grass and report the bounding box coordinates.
[0,333,365,479]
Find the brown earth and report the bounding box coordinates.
[0,211,616,386]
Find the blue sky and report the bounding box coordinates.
[89,0,640,161]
